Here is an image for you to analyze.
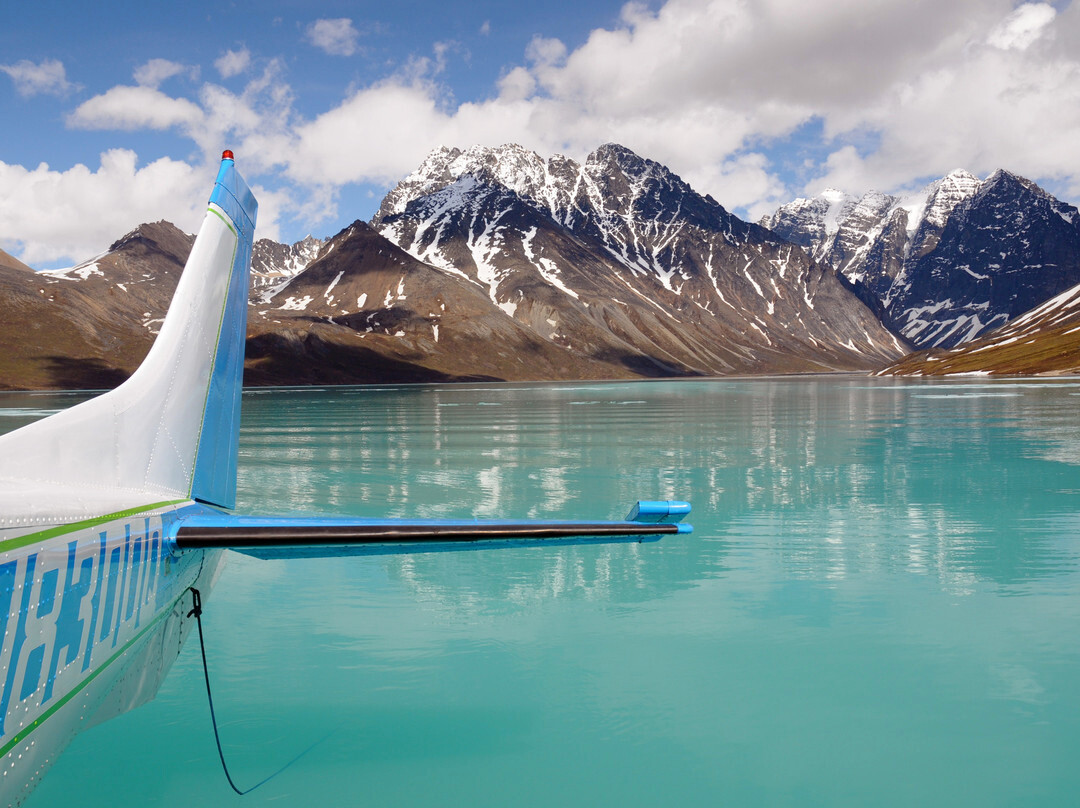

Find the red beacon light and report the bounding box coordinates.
[221,149,234,161]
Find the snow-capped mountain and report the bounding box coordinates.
[246,220,630,384]
[370,143,906,378]
[3,143,918,389]
[251,235,324,298]
[763,170,1080,349]
[0,224,328,389]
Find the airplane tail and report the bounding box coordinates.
[0,152,257,515]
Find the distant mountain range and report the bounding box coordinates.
[2,144,1079,389]
[763,170,1080,350]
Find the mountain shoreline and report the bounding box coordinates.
[0,369,894,396]
[3,143,1079,390]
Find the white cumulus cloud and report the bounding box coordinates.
[988,3,1057,50]
[68,86,205,132]
[0,151,205,265]
[0,151,286,266]
[7,0,1080,266]
[808,2,1080,196]
[0,58,78,97]
[133,59,197,89]
[263,0,1080,217]
[216,48,251,79]
[305,18,360,57]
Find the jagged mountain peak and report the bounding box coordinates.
[369,141,905,376]
[444,143,548,185]
[977,168,1046,200]
[108,220,191,253]
[376,143,560,222]
[760,188,859,256]
[844,190,896,224]
[375,141,752,283]
[589,142,638,161]
[250,233,326,298]
[916,169,982,222]
[970,168,1080,231]
[930,168,981,189]
[582,144,697,212]
[765,169,987,268]
[377,142,703,231]
[586,142,656,176]
[770,171,984,239]
[983,167,1027,185]
[253,232,323,254]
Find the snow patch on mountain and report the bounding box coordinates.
[41,262,105,282]
[278,295,313,311]
[521,227,578,299]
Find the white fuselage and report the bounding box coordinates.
[0,504,222,806]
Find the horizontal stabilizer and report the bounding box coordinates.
[170,501,692,560]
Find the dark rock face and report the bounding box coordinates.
[888,172,1080,347]
[763,170,1080,349]
[879,278,1080,377]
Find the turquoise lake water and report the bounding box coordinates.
[5,376,1080,806]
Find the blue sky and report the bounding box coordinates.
[2,0,1079,268]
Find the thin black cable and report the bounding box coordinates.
[188,587,333,796]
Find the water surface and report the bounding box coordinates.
[7,376,1080,806]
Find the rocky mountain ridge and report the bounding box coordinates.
[764,169,1080,350]
[251,234,325,298]
[0,248,35,275]
[5,143,1080,389]
[368,143,905,379]
[0,222,323,389]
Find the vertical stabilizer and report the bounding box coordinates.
[189,156,258,508]
[0,153,258,517]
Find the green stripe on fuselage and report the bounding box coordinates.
[0,500,189,554]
